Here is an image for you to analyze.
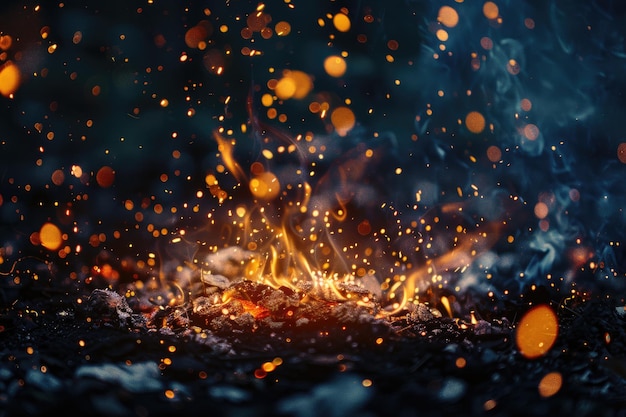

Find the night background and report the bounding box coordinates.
[2,1,626,416]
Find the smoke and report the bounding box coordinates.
[293,0,626,300]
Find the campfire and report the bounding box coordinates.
[2,1,626,416]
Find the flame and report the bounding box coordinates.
[204,128,384,306]
[208,126,505,316]
[205,106,505,316]
[213,131,247,184]
[201,76,502,317]
[383,221,503,315]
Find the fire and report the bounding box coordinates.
[192,118,506,320]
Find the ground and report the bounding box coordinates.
[2,275,626,417]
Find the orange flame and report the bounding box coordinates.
[208,126,505,316]
[213,131,247,184]
[384,221,503,315]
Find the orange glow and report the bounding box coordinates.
[437,6,459,28]
[483,1,499,19]
[288,70,313,99]
[247,11,271,32]
[274,75,295,99]
[357,220,371,235]
[96,263,119,281]
[275,21,291,36]
[523,123,540,140]
[249,171,280,200]
[520,98,532,111]
[39,223,63,251]
[515,304,558,359]
[436,29,449,42]
[184,21,212,48]
[261,93,273,107]
[324,55,347,77]
[330,106,356,136]
[0,61,21,97]
[238,299,270,319]
[0,35,13,50]
[274,70,312,100]
[389,222,503,315]
[534,202,548,219]
[465,111,485,134]
[455,357,467,368]
[486,145,501,162]
[96,166,115,188]
[387,40,399,50]
[538,372,563,397]
[51,169,65,186]
[213,132,247,182]
[333,12,351,32]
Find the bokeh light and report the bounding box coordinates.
[249,172,280,201]
[515,305,559,359]
[331,107,356,136]
[39,223,63,251]
[483,1,499,19]
[96,166,115,188]
[324,56,347,78]
[437,6,459,28]
[538,372,563,398]
[0,62,21,97]
[274,70,312,100]
[333,12,351,32]
[465,111,486,134]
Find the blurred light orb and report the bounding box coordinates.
[438,6,459,28]
[465,111,486,134]
[483,1,499,19]
[39,223,63,251]
[324,55,347,77]
[331,107,356,137]
[0,61,21,97]
[538,372,563,398]
[96,166,116,188]
[250,172,280,200]
[515,304,558,359]
[333,13,351,32]
[274,70,312,100]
